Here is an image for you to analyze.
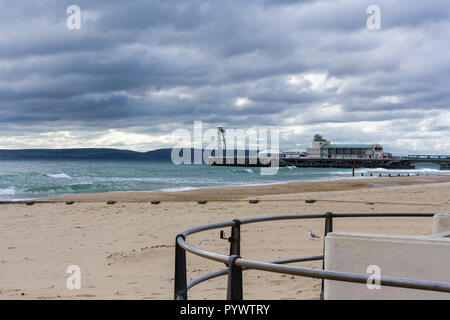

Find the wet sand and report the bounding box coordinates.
[35,174,450,202]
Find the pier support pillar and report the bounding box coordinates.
[352,160,356,177]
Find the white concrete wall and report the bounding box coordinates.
[324,232,450,300]
[433,213,450,234]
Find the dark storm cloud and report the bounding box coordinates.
[0,0,449,153]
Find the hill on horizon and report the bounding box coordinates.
[0,148,252,161]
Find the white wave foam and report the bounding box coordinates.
[357,168,390,173]
[159,186,198,192]
[46,173,72,179]
[245,168,254,173]
[356,167,450,175]
[0,187,16,196]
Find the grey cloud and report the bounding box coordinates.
[0,0,449,153]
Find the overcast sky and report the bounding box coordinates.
[0,0,449,154]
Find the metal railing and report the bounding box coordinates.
[174,212,450,300]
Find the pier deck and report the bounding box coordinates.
[208,156,450,170]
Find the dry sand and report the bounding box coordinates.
[0,175,449,300]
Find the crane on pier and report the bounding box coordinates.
[217,127,226,151]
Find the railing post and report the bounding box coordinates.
[174,234,187,300]
[320,212,333,300]
[226,255,243,300]
[230,219,241,256]
[226,219,242,300]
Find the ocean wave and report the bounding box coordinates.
[101,177,179,182]
[45,173,72,179]
[0,187,16,196]
[25,183,93,193]
[356,167,450,174]
[280,166,296,169]
[158,186,198,192]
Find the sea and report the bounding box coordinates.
[0,160,448,201]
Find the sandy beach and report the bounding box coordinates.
[0,175,449,300]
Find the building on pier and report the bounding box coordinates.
[303,134,387,159]
[305,134,330,157]
[320,143,384,159]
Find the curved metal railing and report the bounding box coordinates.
[174,212,450,300]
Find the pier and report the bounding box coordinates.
[208,155,450,170]
[208,133,450,170]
